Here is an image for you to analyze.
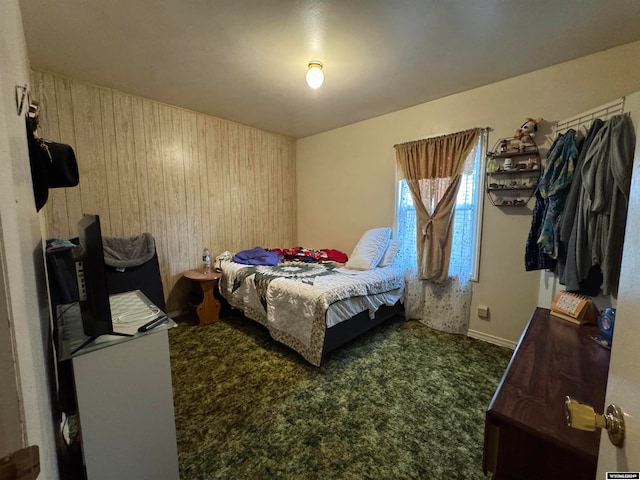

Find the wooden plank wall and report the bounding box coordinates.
[31,70,296,311]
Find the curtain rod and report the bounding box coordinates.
[394,126,492,148]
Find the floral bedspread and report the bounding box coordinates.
[218,260,404,366]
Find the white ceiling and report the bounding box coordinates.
[19,0,640,139]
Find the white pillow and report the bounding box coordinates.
[344,227,391,270]
[378,239,400,267]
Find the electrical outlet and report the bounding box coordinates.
[477,304,490,319]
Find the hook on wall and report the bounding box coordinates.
[16,84,30,116]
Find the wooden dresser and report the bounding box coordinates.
[483,307,611,480]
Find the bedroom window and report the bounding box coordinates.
[396,131,486,281]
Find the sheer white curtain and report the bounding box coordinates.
[397,132,485,333]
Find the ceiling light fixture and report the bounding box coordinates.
[306,61,324,89]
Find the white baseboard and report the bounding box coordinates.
[467,329,517,350]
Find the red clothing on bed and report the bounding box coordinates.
[270,247,348,263]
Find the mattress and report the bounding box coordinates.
[218,260,404,365]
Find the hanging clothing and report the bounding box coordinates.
[574,114,635,296]
[559,119,605,290]
[525,189,556,271]
[537,130,578,258]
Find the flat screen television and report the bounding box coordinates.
[71,213,130,354]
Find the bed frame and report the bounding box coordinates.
[321,300,404,357]
[219,296,404,363]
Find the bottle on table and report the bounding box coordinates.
[202,248,211,274]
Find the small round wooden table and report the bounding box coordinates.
[182,269,222,326]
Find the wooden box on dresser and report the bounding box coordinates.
[483,307,611,480]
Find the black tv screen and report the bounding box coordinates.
[73,214,114,338]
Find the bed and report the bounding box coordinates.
[218,258,405,366]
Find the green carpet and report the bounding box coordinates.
[169,313,511,480]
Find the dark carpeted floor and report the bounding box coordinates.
[168,312,511,480]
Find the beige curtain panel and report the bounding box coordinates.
[395,128,481,282]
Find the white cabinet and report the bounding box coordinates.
[72,330,179,480]
[57,292,179,480]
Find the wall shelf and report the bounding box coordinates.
[486,136,541,207]
[487,186,536,192]
[488,148,538,159]
[486,168,540,176]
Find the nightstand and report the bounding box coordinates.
[182,269,222,326]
